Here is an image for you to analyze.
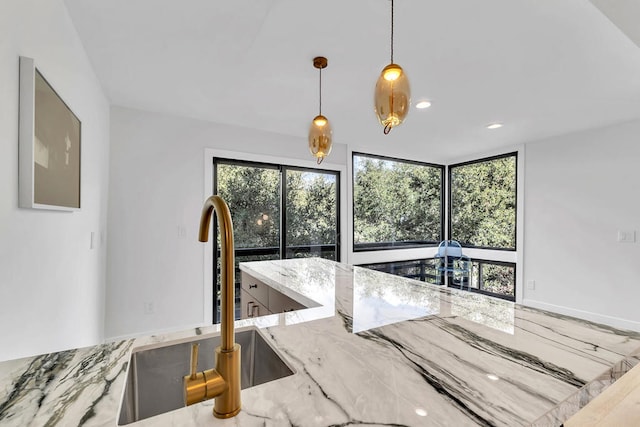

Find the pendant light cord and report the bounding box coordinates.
[317,65,324,165]
[319,67,322,116]
[386,0,394,135]
[390,0,394,64]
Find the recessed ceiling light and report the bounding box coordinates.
[415,408,428,417]
[487,374,500,381]
[486,123,503,129]
[415,100,432,109]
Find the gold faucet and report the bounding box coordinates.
[183,195,241,418]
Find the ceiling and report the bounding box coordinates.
[63,0,640,162]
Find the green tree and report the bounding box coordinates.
[353,156,442,247]
[216,163,338,260]
[450,155,516,249]
[286,170,337,248]
[217,163,280,249]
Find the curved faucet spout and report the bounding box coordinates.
[199,195,235,351]
[184,195,241,419]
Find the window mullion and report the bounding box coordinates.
[280,167,286,260]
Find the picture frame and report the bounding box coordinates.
[19,56,81,211]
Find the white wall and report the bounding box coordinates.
[0,0,111,361]
[523,120,640,330]
[106,107,347,340]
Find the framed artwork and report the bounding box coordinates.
[19,56,81,210]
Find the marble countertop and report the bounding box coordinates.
[2,258,640,426]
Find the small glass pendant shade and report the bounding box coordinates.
[308,114,333,164]
[374,63,411,134]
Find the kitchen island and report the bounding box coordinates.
[1,258,639,426]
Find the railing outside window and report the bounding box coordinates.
[359,258,515,301]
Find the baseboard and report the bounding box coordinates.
[522,299,640,332]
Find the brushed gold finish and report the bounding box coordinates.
[183,368,227,406]
[184,195,241,418]
[198,195,235,351]
[214,344,241,418]
[189,343,199,380]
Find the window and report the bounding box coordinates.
[449,153,517,250]
[469,260,515,300]
[285,168,338,260]
[216,161,281,261]
[353,153,443,251]
[359,258,515,301]
[213,159,339,322]
[358,259,440,284]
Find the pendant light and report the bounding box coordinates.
[309,56,333,164]
[374,0,411,134]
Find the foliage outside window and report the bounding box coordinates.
[216,162,338,261]
[217,163,280,252]
[469,260,515,300]
[449,153,516,250]
[353,153,443,251]
[285,169,338,260]
[214,160,339,322]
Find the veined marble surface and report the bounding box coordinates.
[1,258,639,426]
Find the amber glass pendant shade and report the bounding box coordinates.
[309,114,333,164]
[309,57,332,164]
[375,63,411,134]
[374,0,411,134]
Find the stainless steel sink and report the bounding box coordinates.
[117,327,294,425]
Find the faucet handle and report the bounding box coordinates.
[189,343,199,380]
[184,342,226,406]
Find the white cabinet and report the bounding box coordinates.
[240,272,270,319]
[241,272,269,305]
[240,271,305,319]
[240,289,269,318]
[268,287,305,313]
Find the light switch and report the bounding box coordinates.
[90,231,95,249]
[526,280,535,290]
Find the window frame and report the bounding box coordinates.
[212,157,341,322]
[282,165,341,260]
[213,158,282,258]
[214,158,341,260]
[358,257,516,302]
[466,258,516,301]
[448,152,518,251]
[357,258,440,283]
[351,152,445,252]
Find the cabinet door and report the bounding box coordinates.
[241,271,269,307]
[240,289,270,319]
[268,287,305,314]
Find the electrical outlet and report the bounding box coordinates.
[526,280,535,290]
[178,225,186,239]
[617,230,636,243]
[144,301,155,315]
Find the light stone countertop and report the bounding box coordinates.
[1,257,639,426]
